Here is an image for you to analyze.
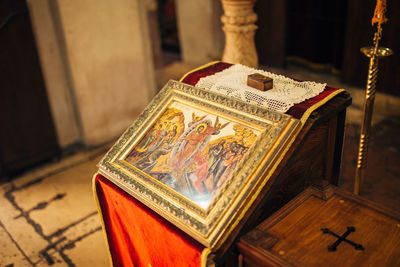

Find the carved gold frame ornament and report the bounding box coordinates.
[97,80,300,249]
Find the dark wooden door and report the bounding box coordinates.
[255,0,347,70]
[342,0,400,97]
[255,0,399,96]
[0,0,60,180]
[255,0,287,68]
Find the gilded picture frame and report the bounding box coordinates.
[98,80,300,249]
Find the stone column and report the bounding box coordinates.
[220,0,258,68]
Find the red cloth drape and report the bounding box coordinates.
[95,174,204,267]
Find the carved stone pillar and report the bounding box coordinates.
[220,0,258,68]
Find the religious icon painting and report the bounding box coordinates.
[123,101,261,209]
[98,80,300,249]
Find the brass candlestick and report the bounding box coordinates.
[354,46,393,195]
[354,0,393,195]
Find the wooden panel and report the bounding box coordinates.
[342,0,400,96]
[217,93,351,265]
[239,184,400,266]
[286,0,347,69]
[243,93,351,230]
[255,0,286,68]
[0,0,60,179]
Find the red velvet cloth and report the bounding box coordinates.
[181,62,341,120]
[95,174,204,267]
[181,62,233,86]
[285,85,340,119]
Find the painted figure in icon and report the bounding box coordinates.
[168,115,229,194]
[125,106,258,208]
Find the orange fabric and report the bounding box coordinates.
[95,174,204,267]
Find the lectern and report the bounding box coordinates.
[94,62,351,266]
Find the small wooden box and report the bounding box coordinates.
[238,182,400,266]
[247,73,273,91]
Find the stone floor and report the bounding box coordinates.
[1,61,399,266]
[0,149,110,266]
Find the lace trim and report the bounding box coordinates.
[195,64,326,113]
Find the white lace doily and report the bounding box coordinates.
[195,64,326,113]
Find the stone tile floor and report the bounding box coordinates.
[1,62,399,266]
[0,149,110,266]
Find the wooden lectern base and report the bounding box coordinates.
[239,182,400,266]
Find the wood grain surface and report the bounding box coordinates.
[239,184,400,266]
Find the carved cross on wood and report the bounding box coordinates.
[321,226,365,252]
